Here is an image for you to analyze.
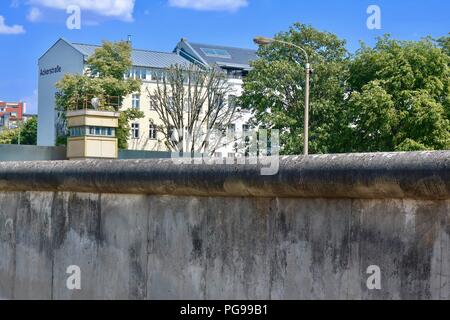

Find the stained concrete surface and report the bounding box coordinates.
[0,152,449,300]
[0,192,448,300]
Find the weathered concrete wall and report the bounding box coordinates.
[0,144,173,161]
[0,145,67,161]
[0,152,449,300]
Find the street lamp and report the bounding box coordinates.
[254,36,311,155]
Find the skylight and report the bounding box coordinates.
[200,48,231,59]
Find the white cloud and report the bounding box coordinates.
[28,0,136,21]
[27,7,42,22]
[0,16,25,34]
[168,0,248,11]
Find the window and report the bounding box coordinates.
[149,96,157,110]
[183,98,190,112]
[132,94,140,109]
[167,126,175,141]
[227,69,244,79]
[228,124,236,134]
[149,125,157,140]
[151,69,165,82]
[166,97,174,111]
[69,127,82,137]
[214,152,223,158]
[182,73,190,84]
[243,124,251,132]
[228,153,235,158]
[200,48,231,59]
[67,126,116,137]
[228,95,238,108]
[126,68,148,80]
[131,123,140,139]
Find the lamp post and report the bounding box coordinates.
[254,36,311,155]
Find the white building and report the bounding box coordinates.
[37,37,257,155]
[174,39,256,157]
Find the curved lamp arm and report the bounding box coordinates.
[254,36,309,65]
[272,39,310,65]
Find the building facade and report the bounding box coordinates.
[174,39,256,157]
[37,38,257,155]
[0,101,26,131]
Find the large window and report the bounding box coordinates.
[69,127,83,137]
[128,68,147,80]
[151,69,165,82]
[131,123,140,139]
[69,126,115,137]
[227,69,245,79]
[149,125,157,140]
[167,126,175,141]
[200,48,231,59]
[132,94,140,109]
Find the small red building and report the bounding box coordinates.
[0,101,25,121]
[0,101,26,129]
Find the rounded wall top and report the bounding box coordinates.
[0,151,449,200]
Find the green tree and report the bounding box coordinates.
[55,41,143,149]
[240,23,349,154]
[242,23,450,154]
[0,128,18,144]
[0,118,37,145]
[438,33,450,56]
[11,117,38,145]
[345,36,450,152]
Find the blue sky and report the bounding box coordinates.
[0,0,449,114]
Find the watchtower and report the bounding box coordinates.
[66,96,120,160]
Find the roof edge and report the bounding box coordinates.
[38,38,85,62]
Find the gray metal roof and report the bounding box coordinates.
[71,42,190,69]
[177,40,258,69]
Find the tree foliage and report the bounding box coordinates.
[0,117,37,145]
[241,23,450,154]
[55,41,143,149]
[438,33,450,56]
[241,23,349,154]
[0,128,18,144]
[344,36,450,152]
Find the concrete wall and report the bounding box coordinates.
[0,145,172,161]
[0,152,449,300]
[0,145,67,161]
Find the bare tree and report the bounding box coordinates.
[146,64,240,155]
